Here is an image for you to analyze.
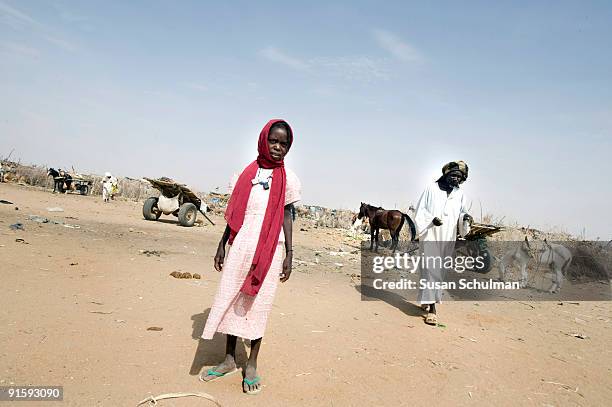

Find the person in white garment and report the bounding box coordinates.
[414,161,473,325]
[101,172,117,202]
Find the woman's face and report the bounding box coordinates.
[268,126,290,161]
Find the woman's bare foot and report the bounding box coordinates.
[242,363,261,394]
[199,355,237,382]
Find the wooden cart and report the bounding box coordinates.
[53,175,93,195]
[456,222,503,273]
[142,178,214,227]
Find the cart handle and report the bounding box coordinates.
[198,209,215,226]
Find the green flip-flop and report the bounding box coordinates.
[243,376,261,395]
[199,367,238,382]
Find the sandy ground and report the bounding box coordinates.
[1,182,611,407]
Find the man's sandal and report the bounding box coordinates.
[425,313,438,326]
[199,367,238,382]
[243,376,262,395]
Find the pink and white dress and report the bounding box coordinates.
[202,167,301,340]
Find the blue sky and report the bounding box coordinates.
[1,1,611,239]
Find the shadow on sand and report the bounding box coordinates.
[189,309,249,376]
[151,218,185,226]
[354,285,424,318]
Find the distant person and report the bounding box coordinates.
[200,120,301,395]
[102,172,117,202]
[414,161,472,325]
[0,162,5,182]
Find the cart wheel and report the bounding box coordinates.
[80,185,89,195]
[143,197,162,220]
[178,203,197,227]
[475,248,492,273]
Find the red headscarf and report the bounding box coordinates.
[224,119,293,296]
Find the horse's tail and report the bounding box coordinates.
[402,213,417,241]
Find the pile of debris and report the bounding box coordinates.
[203,192,230,216]
[296,205,356,229]
[292,245,362,273]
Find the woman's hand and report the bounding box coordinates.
[432,217,443,226]
[214,244,225,271]
[281,204,294,282]
[280,251,292,282]
[214,225,231,271]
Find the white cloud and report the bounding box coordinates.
[372,29,423,63]
[0,2,79,52]
[57,9,88,23]
[185,82,208,92]
[52,4,94,32]
[310,86,338,98]
[0,1,40,28]
[260,46,390,82]
[311,56,390,81]
[260,46,309,71]
[45,36,78,52]
[0,41,39,57]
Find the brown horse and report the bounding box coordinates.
[358,202,416,252]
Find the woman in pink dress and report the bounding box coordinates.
[200,119,301,395]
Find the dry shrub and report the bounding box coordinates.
[119,178,156,201]
[8,164,53,188]
[2,163,158,202]
[87,175,156,201]
[315,209,355,229]
[295,206,356,229]
[566,242,611,281]
[489,225,574,242]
